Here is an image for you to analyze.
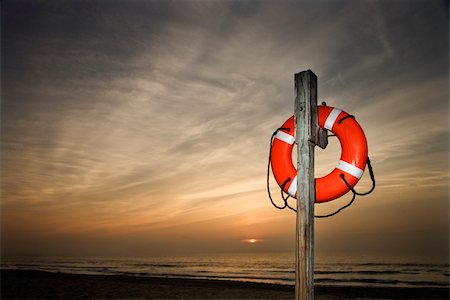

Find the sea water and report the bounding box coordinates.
[2,253,448,288]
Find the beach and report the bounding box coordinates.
[1,270,448,299]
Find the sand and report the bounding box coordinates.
[1,269,448,299]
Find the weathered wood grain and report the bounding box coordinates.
[294,70,317,300]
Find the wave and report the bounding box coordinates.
[315,277,450,287]
[316,270,410,275]
[5,267,447,289]
[2,257,449,289]
[342,262,449,268]
[130,263,180,268]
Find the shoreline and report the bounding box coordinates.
[2,269,449,299]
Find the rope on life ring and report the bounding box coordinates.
[267,105,375,217]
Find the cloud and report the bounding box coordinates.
[1,0,448,256]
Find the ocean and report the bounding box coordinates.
[2,253,448,289]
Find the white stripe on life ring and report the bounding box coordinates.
[275,130,295,145]
[324,108,342,130]
[336,160,364,179]
[287,175,297,197]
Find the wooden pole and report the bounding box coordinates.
[294,70,317,300]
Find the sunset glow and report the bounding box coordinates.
[242,239,262,244]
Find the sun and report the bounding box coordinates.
[241,238,262,244]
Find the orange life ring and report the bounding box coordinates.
[270,106,368,203]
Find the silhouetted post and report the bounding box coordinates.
[294,70,320,300]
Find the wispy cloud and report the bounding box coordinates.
[1,0,448,256]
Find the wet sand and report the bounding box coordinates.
[1,269,448,299]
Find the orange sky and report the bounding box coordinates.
[1,0,448,259]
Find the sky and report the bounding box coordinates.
[1,0,448,259]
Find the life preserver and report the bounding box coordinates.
[270,106,368,203]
